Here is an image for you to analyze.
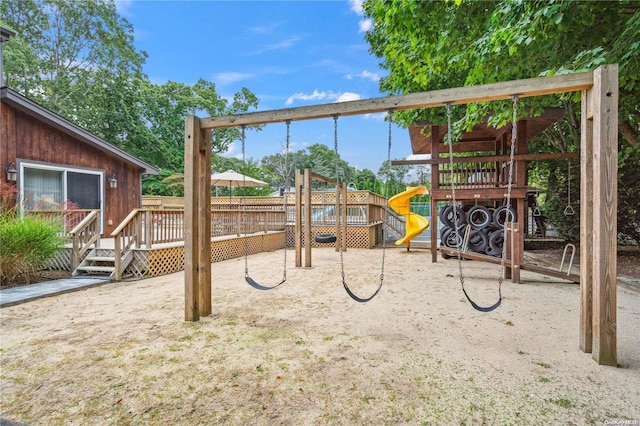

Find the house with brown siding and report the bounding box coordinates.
[1,86,159,235]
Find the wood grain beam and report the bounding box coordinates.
[590,64,618,366]
[200,72,593,129]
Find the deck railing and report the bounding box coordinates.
[26,208,96,235]
[438,160,525,189]
[59,193,393,278]
[134,192,391,246]
[68,210,101,270]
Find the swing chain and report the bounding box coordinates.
[379,109,394,283]
[498,95,519,286]
[241,125,249,279]
[333,115,347,284]
[444,103,465,289]
[567,160,571,205]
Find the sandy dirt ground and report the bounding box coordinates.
[1,247,639,425]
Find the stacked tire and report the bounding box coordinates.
[439,205,516,258]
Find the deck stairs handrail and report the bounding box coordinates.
[383,206,406,240]
[110,209,144,280]
[68,209,101,271]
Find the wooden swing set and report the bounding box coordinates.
[183,64,618,366]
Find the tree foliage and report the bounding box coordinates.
[0,0,259,196]
[363,0,640,243]
[363,0,638,145]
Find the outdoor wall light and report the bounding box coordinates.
[108,173,118,189]
[5,162,17,182]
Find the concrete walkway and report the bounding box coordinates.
[0,277,111,308]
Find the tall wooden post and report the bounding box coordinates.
[304,169,312,267]
[580,88,594,353]
[295,169,302,267]
[341,182,348,251]
[184,116,204,321]
[504,223,520,284]
[198,129,212,317]
[431,126,440,262]
[335,181,341,253]
[515,119,527,285]
[589,64,618,366]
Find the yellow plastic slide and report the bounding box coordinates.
[387,186,429,248]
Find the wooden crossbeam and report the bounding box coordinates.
[199,72,593,129]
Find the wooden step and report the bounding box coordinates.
[76,266,115,273]
[85,256,116,262]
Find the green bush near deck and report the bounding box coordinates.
[0,212,66,285]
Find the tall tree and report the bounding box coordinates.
[363,0,640,243]
[377,160,410,197]
[363,0,638,147]
[1,0,260,196]
[260,148,309,190]
[353,168,378,192]
[1,0,148,143]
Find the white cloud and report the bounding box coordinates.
[285,90,362,106]
[362,112,387,121]
[285,89,328,106]
[221,141,238,157]
[348,0,371,32]
[348,0,364,15]
[214,72,254,86]
[346,70,380,82]
[335,92,360,103]
[220,142,244,161]
[358,19,372,33]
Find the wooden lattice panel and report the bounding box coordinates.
[348,227,375,248]
[346,192,370,203]
[126,250,150,279]
[94,248,113,258]
[211,196,285,208]
[146,246,183,278]
[46,248,72,271]
[286,227,296,246]
[264,233,285,252]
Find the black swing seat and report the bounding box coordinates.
[315,234,337,244]
[343,281,382,303]
[245,276,286,291]
[462,288,502,312]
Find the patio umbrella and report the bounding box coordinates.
[210,169,267,207]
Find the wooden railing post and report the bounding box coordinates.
[114,234,122,281]
[295,169,302,267]
[144,210,152,248]
[72,234,80,271]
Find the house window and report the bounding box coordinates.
[19,162,104,231]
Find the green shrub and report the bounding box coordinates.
[0,212,66,285]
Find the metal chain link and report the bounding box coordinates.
[241,125,249,279]
[447,97,518,296]
[445,103,466,289]
[379,109,394,284]
[332,115,347,284]
[498,95,519,287]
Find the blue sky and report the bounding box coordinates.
[116,0,417,173]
